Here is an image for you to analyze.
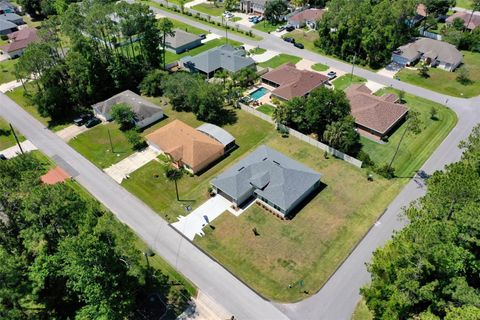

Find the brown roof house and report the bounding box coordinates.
[287,8,325,29]
[346,84,408,139]
[146,120,226,174]
[446,11,480,31]
[261,63,328,101]
[0,27,38,59]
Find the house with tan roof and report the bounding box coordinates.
[392,37,462,71]
[346,84,408,139]
[146,120,233,174]
[287,8,325,29]
[261,63,328,101]
[0,27,38,59]
[446,11,480,31]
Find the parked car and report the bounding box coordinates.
[0,154,7,160]
[276,26,286,32]
[251,17,259,24]
[327,71,337,80]
[285,25,295,32]
[257,16,264,22]
[73,113,92,126]
[283,37,295,43]
[294,42,304,49]
[198,34,206,40]
[85,117,101,128]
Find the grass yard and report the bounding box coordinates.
[361,88,457,177]
[332,74,366,91]
[256,104,275,116]
[352,299,373,320]
[6,84,70,132]
[282,29,321,53]
[0,117,24,150]
[230,16,241,22]
[258,53,302,69]
[252,20,280,33]
[191,2,225,16]
[165,37,242,64]
[166,18,206,35]
[122,104,274,222]
[396,51,480,98]
[249,47,266,55]
[455,0,474,9]
[194,133,405,302]
[311,62,328,72]
[69,122,136,169]
[0,59,17,84]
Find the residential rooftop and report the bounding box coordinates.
[395,37,462,65]
[165,29,202,49]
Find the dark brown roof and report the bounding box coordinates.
[416,4,428,17]
[446,11,480,30]
[289,8,325,22]
[0,27,38,53]
[262,63,328,100]
[346,84,408,136]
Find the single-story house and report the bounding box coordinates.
[240,0,269,14]
[180,44,256,78]
[0,13,23,25]
[146,120,227,174]
[165,29,202,54]
[446,11,480,31]
[0,18,17,35]
[0,1,18,14]
[346,84,408,139]
[391,37,462,71]
[197,123,236,152]
[211,145,321,218]
[287,8,325,29]
[261,63,328,101]
[92,90,164,128]
[0,27,38,58]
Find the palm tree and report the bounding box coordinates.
[165,166,184,201]
[158,18,175,70]
[215,69,230,89]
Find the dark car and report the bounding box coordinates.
[294,42,304,49]
[73,113,92,126]
[85,117,101,128]
[327,71,337,80]
[285,25,295,32]
[283,37,295,43]
[0,154,7,160]
[198,34,207,40]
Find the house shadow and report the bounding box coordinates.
[138,114,169,133]
[194,143,239,177]
[285,181,327,220]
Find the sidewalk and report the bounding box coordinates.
[178,291,231,320]
[0,140,37,158]
[0,80,24,93]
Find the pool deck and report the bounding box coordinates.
[247,83,276,106]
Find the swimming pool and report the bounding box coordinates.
[249,87,269,100]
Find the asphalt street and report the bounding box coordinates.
[3,6,480,318]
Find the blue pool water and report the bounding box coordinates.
[250,87,269,100]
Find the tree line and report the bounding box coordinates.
[0,154,190,319]
[361,124,480,319]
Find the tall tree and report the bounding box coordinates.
[264,0,288,24]
[158,18,175,70]
[165,166,184,201]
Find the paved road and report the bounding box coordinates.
[0,94,289,320]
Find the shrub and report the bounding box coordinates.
[125,129,146,151]
[374,163,395,179]
[0,35,8,41]
[357,150,375,168]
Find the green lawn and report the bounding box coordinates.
[249,47,266,55]
[455,0,474,9]
[6,84,70,132]
[0,59,17,84]
[256,104,275,116]
[252,20,280,33]
[258,54,302,69]
[122,104,274,222]
[191,2,225,16]
[230,16,241,22]
[352,299,373,320]
[165,37,242,64]
[361,88,457,177]
[311,63,328,72]
[282,29,321,53]
[166,17,206,35]
[0,117,24,150]
[194,133,405,302]
[69,122,136,169]
[396,51,480,98]
[332,74,367,91]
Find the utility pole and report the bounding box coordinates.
[9,123,23,154]
[350,53,356,83]
[107,129,114,153]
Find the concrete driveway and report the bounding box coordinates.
[172,195,232,240]
[104,147,160,183]
[56,124,89,142]
[0,140,37,159]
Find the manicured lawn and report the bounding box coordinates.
[6,84,70,132]
[69,122,136,169]
[195,133,405,302]
[256,104,275,116]
[258,54,302,69]
[0,117,24,150]
[361,88,457,177]
[252,20,280,33]
[352,299,373,320]
[122,104,274,222]
[191,2,225,16]
[311,62,328,72]
[166,17,206,35]
[282,29,321,53]
[249,47,266,55]
[0,59,17,84]
[396,51,480,98]
[165,37,242,64]
[230,16,241,22]
[332,74,366,91]
[456,0,473,9]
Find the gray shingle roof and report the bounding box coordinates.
[92,90,162,122]
[396,37,462,65]
[196,123,235,147]
[182,44,255,74]
[165,29,201,49]
[211,145,321,212]
[0,18,16,32]
[0,13,22,24]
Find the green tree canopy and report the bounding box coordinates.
[111,103,135,130]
